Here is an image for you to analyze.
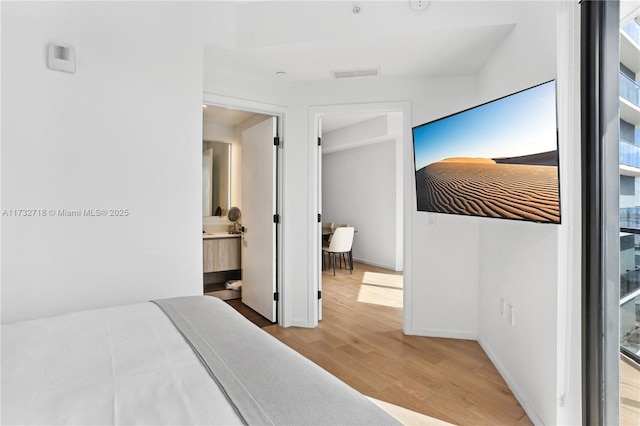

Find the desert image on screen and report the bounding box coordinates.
[415,153,559,223]
[412,81,560,224]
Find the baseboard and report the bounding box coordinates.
[404,325,478,340]
[477,337,545,426]
[286,319,315,328]
[352,257,397,271]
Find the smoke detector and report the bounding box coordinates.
[409,0,429,11]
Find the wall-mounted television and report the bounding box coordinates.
[412,80,560,224]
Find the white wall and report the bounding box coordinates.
[203,61,482,329]
[1,2,206,323]
[321,113,402,270]
[478,221,559,424]
[203,122,235,144]
[400,75,482,339]
[323,140,397,269]
[322,115,394,154]
[306,76,481,337]
[474,2,583,425]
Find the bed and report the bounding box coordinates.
[1,295,401,425]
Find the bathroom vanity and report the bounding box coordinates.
[203,233,241,272]
[203,233,241,299]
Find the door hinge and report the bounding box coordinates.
[273,214,280,224]
[318,291,322,300]
[317,137,322,146]
[318,213,322,223]
[274,136,281,147]
[273,292,279,301]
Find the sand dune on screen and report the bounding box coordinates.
[416,159,560,223]
[439,157,497,164]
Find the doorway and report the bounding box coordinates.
[202,94,284,324]
[310,102,411,325]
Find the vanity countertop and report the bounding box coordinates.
[203,232,241,240]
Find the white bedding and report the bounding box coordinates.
[1,302,243,425]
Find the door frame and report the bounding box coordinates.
[203,92,287,325]
[308,101,412,327]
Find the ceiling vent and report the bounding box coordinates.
[331,67,379,79]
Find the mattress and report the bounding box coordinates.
[2,300,242,425]
[1,296,399,425]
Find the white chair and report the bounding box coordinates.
[322,227,354,275]
[333,224,350,266]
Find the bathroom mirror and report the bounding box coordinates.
[203,140,231,217]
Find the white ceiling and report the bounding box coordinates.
[203,104,383,133]
[322,113,387,133]
[203,0,521,83]
[201,1,529,131]
[203,105,256,125]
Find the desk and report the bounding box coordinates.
[322,229,356,238]
[322,230,332,247]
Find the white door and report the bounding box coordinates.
[241,117,277,322]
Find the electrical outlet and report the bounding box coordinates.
[499,298,505,317]
[559,395,566,407]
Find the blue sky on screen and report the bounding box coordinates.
[413,81,558,171]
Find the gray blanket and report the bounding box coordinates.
[153,296,400,426]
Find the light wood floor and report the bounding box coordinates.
[264,262,532,425]
[621,354,640,426]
